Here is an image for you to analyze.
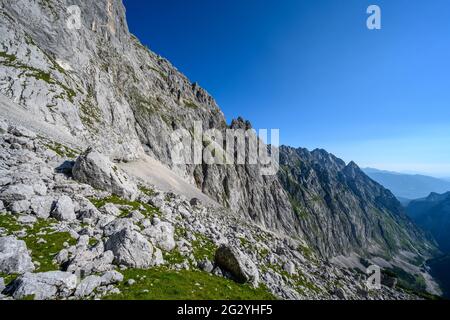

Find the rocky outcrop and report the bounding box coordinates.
[61,237,115,276]
[0,236,34,274]
[215,245,260,287]
[0,277,5,293]
[0,2,436,261]
[72,148,138,200]
[0,122,428,299]
[0,184,35,202]
[278,146,437,260]
[105,228,155,268]
[5,271,78,300]
[74,271,123,298]
[141,218,176,252]
[0,0,299,238]
[51,195,76,221]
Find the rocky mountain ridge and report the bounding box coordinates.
[278,146,436,259]
[407,192,450,253]
[0,118,420,300]
[0,0,441,299]
[0,0,300,239]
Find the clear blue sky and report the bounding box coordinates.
[123,0,450,177]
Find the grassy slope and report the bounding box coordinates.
[1,209,276,300]
[0,212,76,285]
[103,268,276,300]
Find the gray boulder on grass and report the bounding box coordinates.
[74,271,123,298]
[214,245,259,287]
[141,220,176,251]
[72,148,138,201]
[105,229,154,268]
[5,271,77,300]
[30,196,54,219]
[0,236,35,274]
[51,195,76,221]
[0,184,35,202]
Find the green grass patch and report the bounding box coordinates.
[257,247,270,259]
[103,268,276,300]
[0,51,76,103]
[0,212,22,233]
[383,267,433,298]
[45,141,79,158]
[191,233,217,262]
[298,244,315,261]
[139,186,157,197]
[238,237,252,249]
[0,213,76,272]
[0,51,17,63]
[23,218,76,272]
[89,195,160,219]
[184,100,200,109]
[163,250,186,265]
[79,97,102,129]
[0,273,18,287]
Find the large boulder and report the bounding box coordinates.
[0,236,35,274]
[64,244,115,276]
[0,118,8,134]
[103,218,137,237]
[30,196,54,219]
[100,203,121,217]
[51,195,76,221]
[8,125,37,139]
[76,197,102,222]
[105,229,154,268]
[9,200,30,214]
[0,184,35,202]
[74,275,102,298]
[214,245,260,287]
[74,270,123,298]
[72,148,138,201]
[141,220,176,251]
[5,271,77,300]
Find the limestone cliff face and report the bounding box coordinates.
[0,0,299,236]
[0,0,437,262]
[278,146,438,259]
[0,0,225,162]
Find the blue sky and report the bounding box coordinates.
[123,0,450,177]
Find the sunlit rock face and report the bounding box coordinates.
[0,0,437,269]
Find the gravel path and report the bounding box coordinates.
[119,153,219,207]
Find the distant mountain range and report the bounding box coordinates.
[363,168,450,200]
